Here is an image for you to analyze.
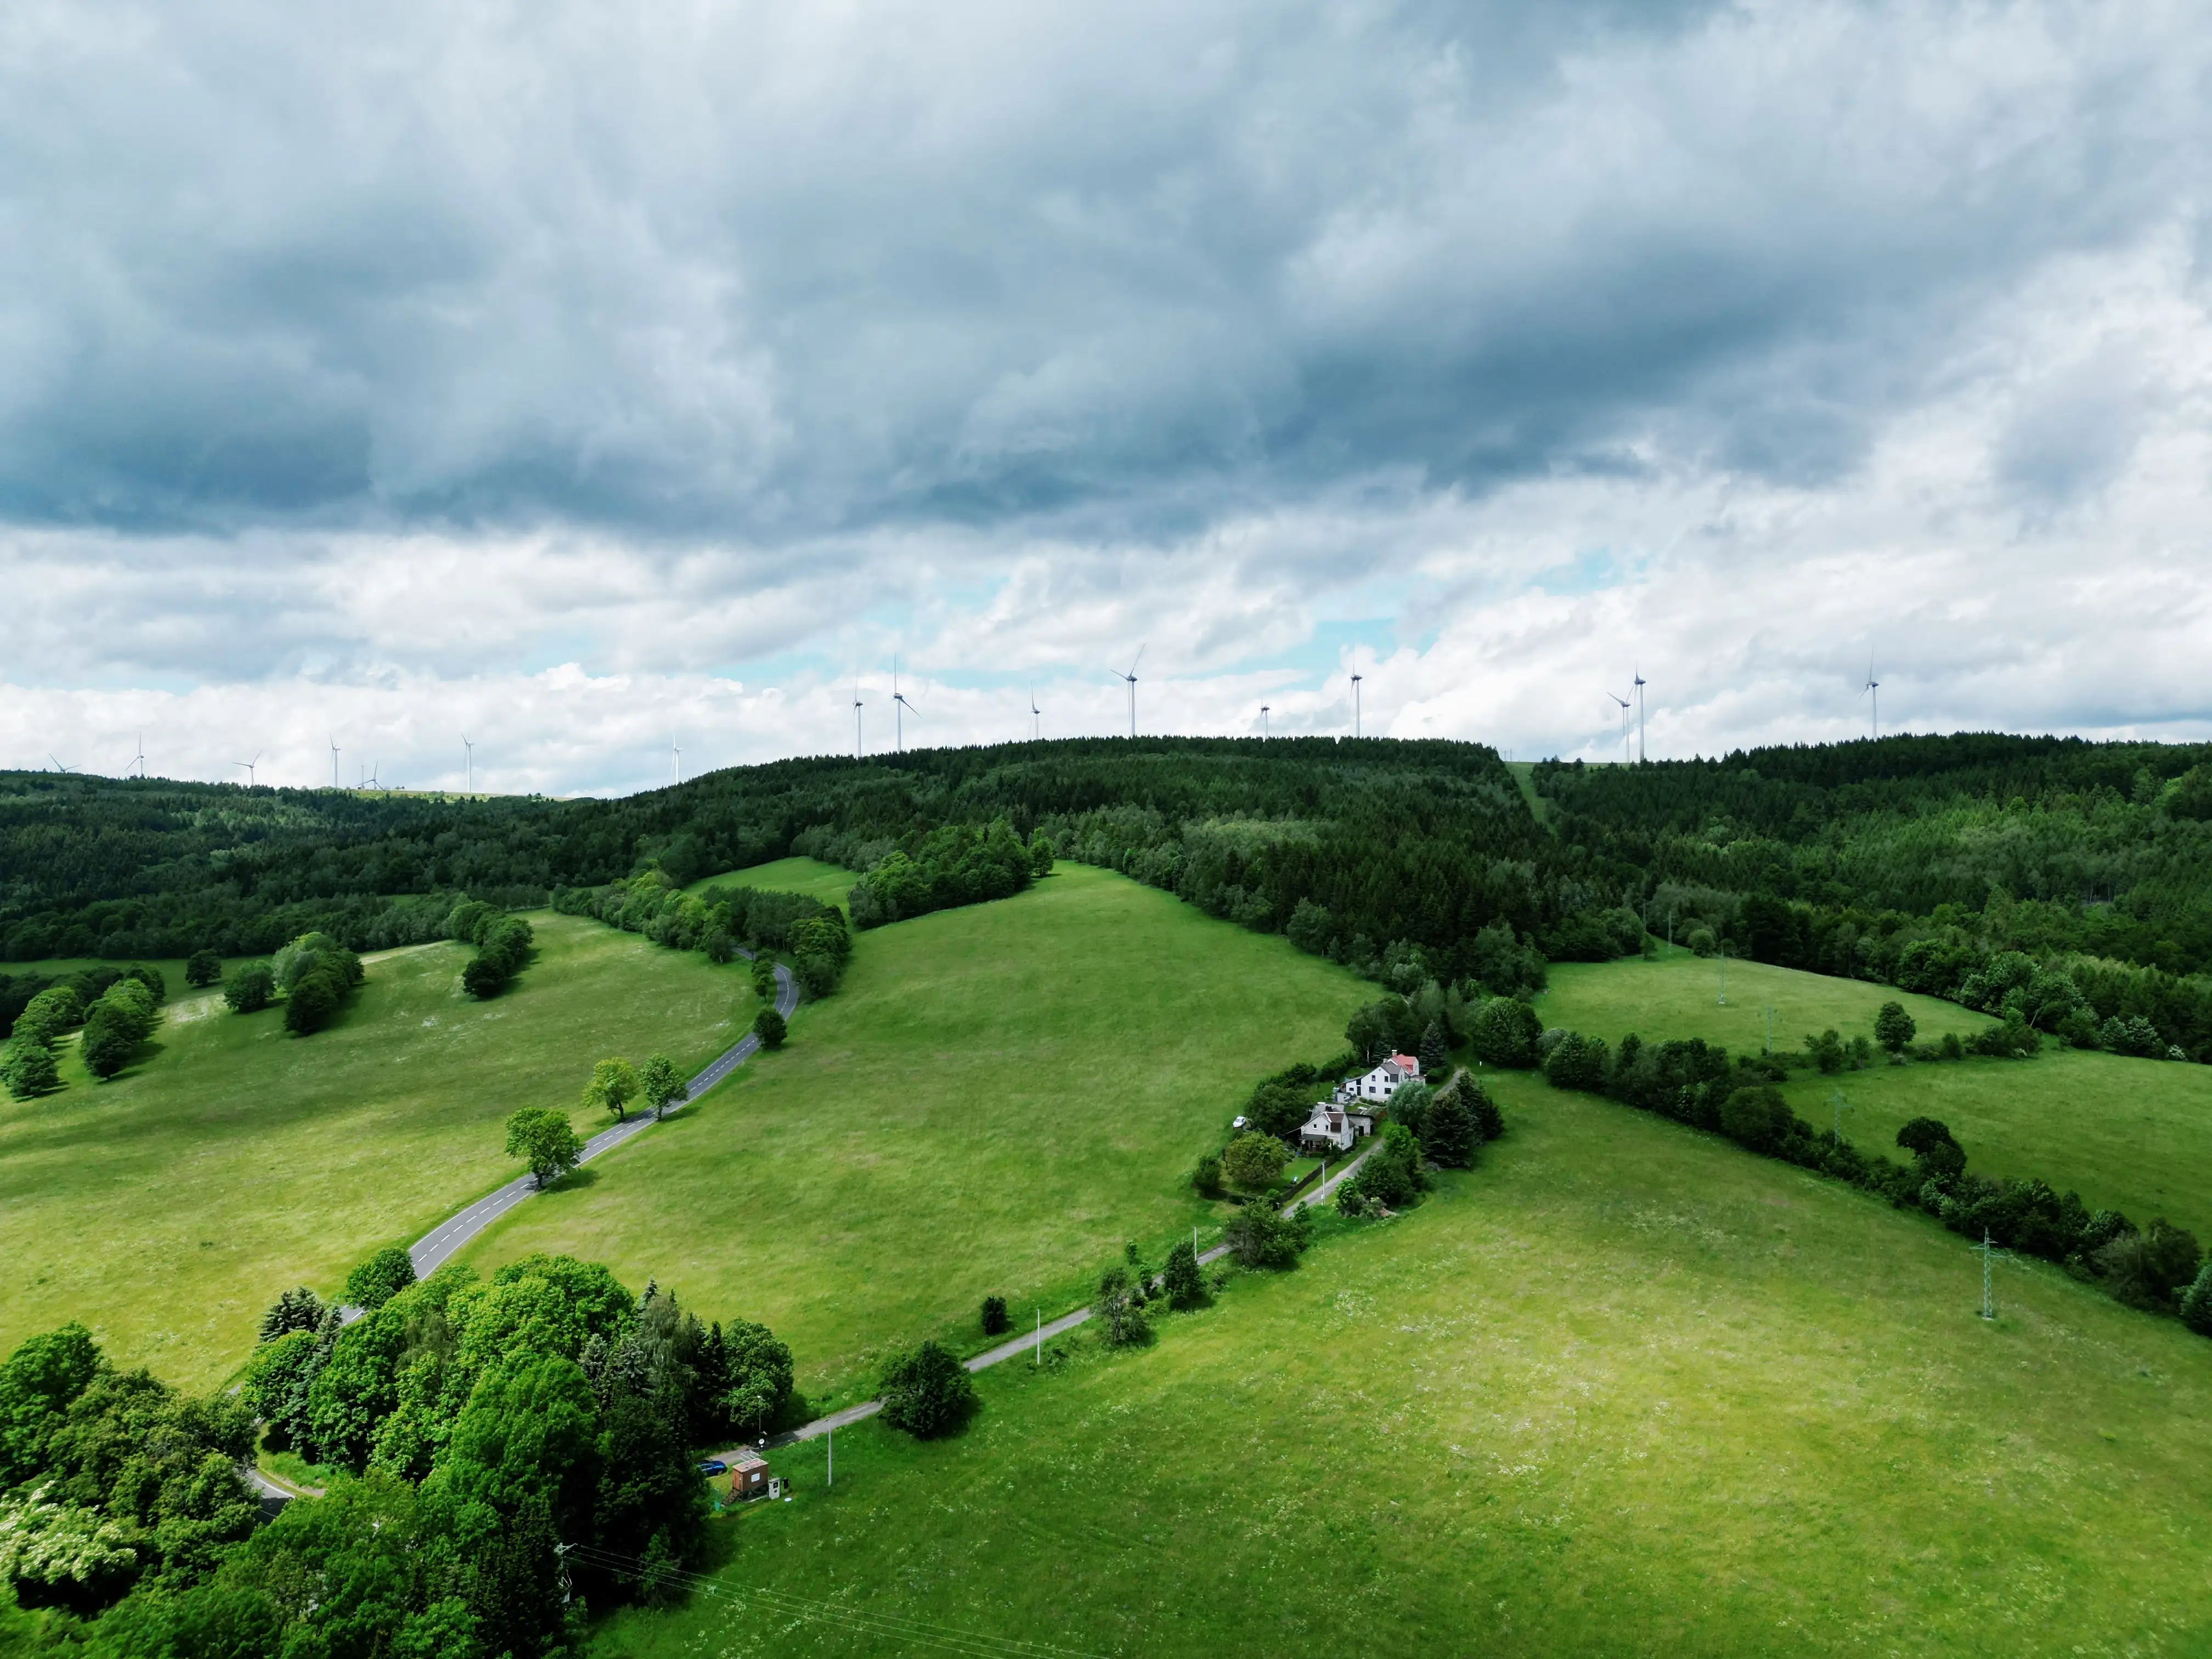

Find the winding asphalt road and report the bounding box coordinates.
[409,956,798,1278]
[731,1139,1380,1456]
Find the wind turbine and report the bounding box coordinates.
[891,662,919,753]
[1633,667,1647,763]
[129,731,147,778]
[329,736,341,789]
[672,735,682,786]
[1861,662,1880,741]
[852,679,865,759]
[47,754,72,774]
[1109,646,1144,737]
[1260,704,1270,739]
[1350,674,1363,739]
[1606,690,1632,764]
[1029,684,1041,743]
[231,752,261,788]
[462,735,474,794]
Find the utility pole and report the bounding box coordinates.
[1763,1006,1773,1054]
[1829,1087,1853,1141]
[827,1425,833,1488]
[1035,1307,1043,1367]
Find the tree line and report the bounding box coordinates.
[8,732,2212,1059]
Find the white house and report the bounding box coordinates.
[1347,1055,1421,1104]
[1298,1099,1376,1153]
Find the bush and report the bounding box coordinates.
[1161,1240,1205,1308]
[223,963,275,1014]
[2,1039,60,1100]
[1096,1267,1150,1347]
[1347,1122,1425,1210]
[979,1295,1009,1336]
[1222,1131,1288,1192]
[257,1286,326,1344]
[79,1019,135,1080]
[2181,1261,2212,1336]
[1192,1154,1223,1199]
[879,1341,978,1438]
[1470,997,1542,1068]
[1542,1030,1609,1092]
[343,1246,417,1311]
[284,969,345,1035]
[184,951,222,989]
[752,1008,787,1049]
[1720,1086,1793,1154]
[460,956,510,998]
[1221,1204,1300,1268]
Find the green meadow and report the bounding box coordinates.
[1536,950,1994,1052]
[455,864,1365,1406]
[1778,1047,2212,1241]
[0,915,754,1389]
[592,1074,2212,1658]
[687,855,856,910]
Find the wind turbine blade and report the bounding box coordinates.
[1131,643,1146,675]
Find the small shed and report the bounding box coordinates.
[730,1450,771,1499]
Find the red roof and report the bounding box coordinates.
[1390,1054,1419,1072]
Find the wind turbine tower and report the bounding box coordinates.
[1633,668,1647,763]
[1351,674,1363,739]
[672,736,682,786]
[891,663,919,753]
[463,736,474,794]
[1260,704,1270,739]
[1029,685,1041,743]
[1110,646,1145,738]
[1607,690,1631,764]
[232,752,260,788]
[853,681,865,759]
[330,736,341,789]
[131,731,147,778]
[1862,663,1880,741]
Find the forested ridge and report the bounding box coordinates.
[6,731,2212,1055]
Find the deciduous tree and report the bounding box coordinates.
[504,1108,583,1189]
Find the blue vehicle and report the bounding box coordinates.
[696,1458,727,1476]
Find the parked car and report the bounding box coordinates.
[696,1458,727,1476]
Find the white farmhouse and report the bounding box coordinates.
[1298,1099,1376,1153]
[1346,1054,1421,1104]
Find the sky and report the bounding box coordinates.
[3,0,2209,795]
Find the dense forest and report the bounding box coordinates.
[4,731,2211,1057]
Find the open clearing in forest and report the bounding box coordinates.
[1537,950,1995,1052]
[591,1072,2212,1659]
[685,855,856,910]
[456,864,1365,1407]
[0,914,754,1389]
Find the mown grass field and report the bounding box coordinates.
[1777,1047,2212,1242]
[687,855,855,910]
[1537,951,1994,1052]
[0,915,754,1389]
[456,864,1365,1407]
[591,1073,2212,1658]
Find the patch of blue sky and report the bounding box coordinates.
[1532,547,1629,597]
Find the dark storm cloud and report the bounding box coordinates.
[1,0,2193,549]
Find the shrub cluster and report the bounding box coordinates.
[841,819,1049,929]
[1537,1023,2212,1339]
[445,899,535,998]
[556,872,851,997]
[237,931,366,1035]
[0,965,165,1096]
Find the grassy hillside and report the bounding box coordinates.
[591,1076,2212,1658]
[1536,950,1994,1051]
[1536,953,2211,1239]
[0,915,755,1389]
[456,864,1364,1404]
[686,855,855,910]
[1778,1048,2212,1241]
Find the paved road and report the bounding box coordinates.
[721,1143,1378,1460]
[409,956,798,1278]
